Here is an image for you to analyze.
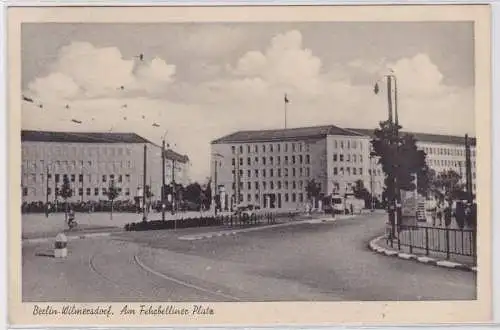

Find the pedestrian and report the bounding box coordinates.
[350,203,354,215]
[444,200,452,228]
[436,202,443,226]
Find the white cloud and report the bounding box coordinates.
[22,33,474,182]
[181,25,247,59]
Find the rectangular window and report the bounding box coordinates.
[270,157,274,165]
[23,187,28,196]
[306,155,310,164]
[270,144,273,152]
[262,145,266,153]
[125,188,130,196]
[110,174,115,181]
[247,170,251,178]
[334,167,338,175]
[48,173,52,180]
[278,181,282,189]
[262,169,266,177]
[263,182,267,190]
[278,169,282,177]
[247,194,251,202]
[270,169,274,177]
[292,168,296,177]
[255,194,259,201]
[277,156,281,165]
[299,181,303,189]
[353,168,357,175]
[79,188,83,196]
[299,193,303,202]
[231,146,235,154]
[247,157,251,165]
[254,157,259,165]
[333,154,337,161]
[126,174,130,182]
[247,182,251,190]
[47,187,52,195]
[359,168,363,175]
[239,158,243,166]
[340,154,344,162]
[277,144,281,152]
[247,145,251,153]
[102,188,107,195]
[86,188,91,196]
[255,182,259,189]
[299,168,303,177]
[284,168,289,177]
[292,193,296,202]
[270,181,274,189]
[285,193,289,202]
[79,174,83,182]
[118,175,123,183]
[284,156,289,165]
[292,143,296,152]
[292,181,296,189]
[71,174,75,182]
[262,157,266,165]
[102,175,107,183]
[353,154,357,163]
[285,181,289,189]
[346,168,351,175]
[254,145,258,153]
[255,169,259,178]
[284,144,288,152]
[292,155,296,164]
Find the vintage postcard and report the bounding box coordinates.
[8,4,492,326]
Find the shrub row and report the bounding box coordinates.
[124,213,279,231]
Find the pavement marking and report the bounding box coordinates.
[134,255,242,302]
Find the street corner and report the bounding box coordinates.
[368,235,477,273]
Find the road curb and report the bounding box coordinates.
[178,215,357,241]
[368,235,476,273]
[22,232,112,245]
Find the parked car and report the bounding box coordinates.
[233,204,260,219]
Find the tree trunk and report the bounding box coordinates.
[111,200,114,220]
[64,200,68,224]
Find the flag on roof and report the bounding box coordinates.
[284,94,289,103]
[373,82,379,95]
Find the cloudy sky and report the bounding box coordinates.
[21,22,475,182]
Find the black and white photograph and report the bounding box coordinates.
[9,4,492,326]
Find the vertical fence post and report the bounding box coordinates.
[230,215,233,227]
[445,227,450,260]
[397,224,401,250]
[408,227,413,254]
[425,227,429,256]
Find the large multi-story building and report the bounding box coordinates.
[211,125,476,211]
[21,130,189,204]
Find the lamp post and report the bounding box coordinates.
[212,152,224,215]
[161,139,166,221]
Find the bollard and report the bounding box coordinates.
[54,233,68,258]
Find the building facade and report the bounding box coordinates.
[211,125,477,211]
[21,130,189,204]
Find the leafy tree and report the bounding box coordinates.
[306,179,321,208]
[352,179,371,206]
[434,170,464,200]
[204,180,212,210]
[107,179,120,220]
[59,175,72,223]
[416,165,436,197]
[184,182,202,204]
[371,121,427,194]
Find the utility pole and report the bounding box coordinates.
[214,158,218,215]
[171,159,176,215]
[369,156,374,212]
[142,144,147,222]
[465,134,473,202]
[80,160,84,203]
[161,139,166,221]
[45,165,49,217]
[284,94,289,129]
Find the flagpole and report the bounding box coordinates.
[284,95,287,129]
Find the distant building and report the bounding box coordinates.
[21,130,189,204]
[211,125,476,211]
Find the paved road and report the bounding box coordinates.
[23,212,475,302]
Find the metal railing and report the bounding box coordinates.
[392,224,476,260]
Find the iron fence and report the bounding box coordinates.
[391,224,476,260]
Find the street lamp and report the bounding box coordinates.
[161,130,168,222]
[375,70,401,240]
[211,152,224,215]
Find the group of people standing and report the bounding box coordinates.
[428,198,477,229]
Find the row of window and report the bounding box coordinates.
[22,145,133,158]
[231,142,310,155]
[233,192,306,204]
[232,154,311,167]
[22,187,131,197]
[333,153,364,163]
[331,139,364,150]
[22,173,132,185]
[231,180,309,191]
[427,158,476,169]
[232,167,311,179]
[22,160,134,171]
[422,146,476,157]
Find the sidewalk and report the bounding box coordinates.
[369,235,476,272]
